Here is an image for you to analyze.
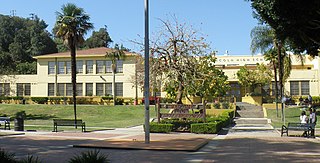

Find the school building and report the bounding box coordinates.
[0,47,319,103]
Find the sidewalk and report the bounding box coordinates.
[1,125,320,162]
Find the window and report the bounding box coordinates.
[16,83,31,96]
[290,81,309,96]
[66,61,71,74]
[96,60,104,74]
[58,62,65,74]
[106,61,112,73]
[86,83,93,96]
[24,84,31,96]
[57,83,64,96]
[116,60,123,73]
[17,84,24,96]
[66,84,72,96]
[4,84,10,96]
[77,60,83,74]
[0,83,10,96]
[86,60,93,74]
[301,81,310,95]
[76,83,83,96]
[48,83,55,96]
[290,81,299,96]
[106,83,112,96]
[96,83,104,96]
[48,62,55,74]
[115,83,123,96]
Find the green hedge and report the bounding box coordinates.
[31,97,48,104]
[191,122,221,134]
[150,123,173,133]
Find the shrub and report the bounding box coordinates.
[190,122,219,134]
[31,97,48,104]
[150,123,173,133]
[20,155,41,163]
[101,96,113,100]
[115,98,124,105]
[76,97,89,104]
[212,102,221,109]
[12,96,23,100]
[221,102,229,109]
[69,150,109,163]
[48,97,63,104]
[0,148,16,163]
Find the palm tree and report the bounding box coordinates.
[250,25,281,117]
[106,44,125,106]
[54,3,93,127]
[251,25,301,121]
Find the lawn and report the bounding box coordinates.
[0,104,156,131]
[267,106,319,128]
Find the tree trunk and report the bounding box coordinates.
[273,60,279,117]
[277,42,284,123]
[176,75,184,104]
[70,42,77,129]
[112,64,116,106]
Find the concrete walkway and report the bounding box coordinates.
[1,125,320,162]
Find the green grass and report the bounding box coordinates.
[267,106,319,128]
[0,104,156,131]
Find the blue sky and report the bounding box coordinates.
[0,0,258,55]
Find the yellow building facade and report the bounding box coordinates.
[0,47,143,99]
[0,48,319,102]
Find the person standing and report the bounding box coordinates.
[300,111,308,123]
[308,95,313,107]
[309,108,316,138]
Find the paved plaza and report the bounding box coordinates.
[1,125,320,163]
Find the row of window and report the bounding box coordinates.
[290,81,309,96]
[48,60,123,75]
[48,83,123,97]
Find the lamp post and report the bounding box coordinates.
[144,0,150,144]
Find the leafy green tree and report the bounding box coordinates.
[105,44,125,105]
[188,55,229,103]
[0,14,57,74]
[85,27,113,48]
[249,0,320,56]
[237,64,272,95]
[54,3,93,125]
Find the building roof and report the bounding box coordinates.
[33,47,138,59]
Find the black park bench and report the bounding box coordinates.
[0,117,11,130]
[53,119,86,132]
[281,122,315,137]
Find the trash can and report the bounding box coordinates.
[14,118,24,131]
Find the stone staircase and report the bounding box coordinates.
[231,102,273,131]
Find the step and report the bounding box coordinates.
[234,118,270,125]
[231,124,274,130]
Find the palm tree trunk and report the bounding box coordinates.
[277,42,284,123]
[70,43,77,129]
[112,64,116,106]
[273,61,279,117]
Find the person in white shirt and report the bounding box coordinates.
[300,111,308,123]
[300,111,308,137]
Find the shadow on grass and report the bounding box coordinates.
[25,114,57,120]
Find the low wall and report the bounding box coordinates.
[242,95,263,106]
[262,103,282,109]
